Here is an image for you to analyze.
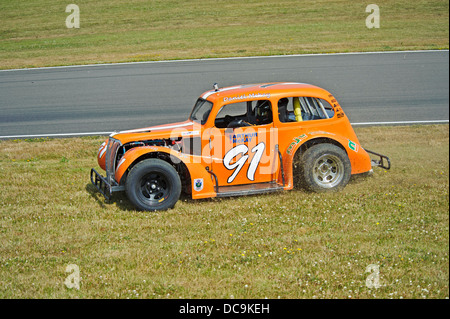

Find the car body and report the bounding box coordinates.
[91,82,390,211]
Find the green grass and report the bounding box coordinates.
[1,0,448,69]
[0,125,448,298]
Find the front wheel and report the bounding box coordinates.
[296,143,351,192]
[125,159,181,211]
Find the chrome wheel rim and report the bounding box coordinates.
[312,154,344,188]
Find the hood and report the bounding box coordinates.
[110,120,199,144]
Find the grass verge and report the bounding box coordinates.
[1,0,449,69]
[0,124,448,298]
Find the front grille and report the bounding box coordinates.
[105,137,122,185]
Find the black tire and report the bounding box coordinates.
[296,143,351,192]
[125,159,181,211]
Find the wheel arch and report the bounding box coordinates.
[293,137,348,162]
[115,148,191,192]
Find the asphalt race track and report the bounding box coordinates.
[0,50,448,138]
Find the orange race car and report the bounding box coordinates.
[91,82,390,211]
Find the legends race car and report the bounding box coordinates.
[91,82,390,211]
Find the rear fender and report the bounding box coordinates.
[115,146,217,199]
[282,132,372,188]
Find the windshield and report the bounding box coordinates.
[189,98,213,125]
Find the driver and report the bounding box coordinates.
[255,100,272,125]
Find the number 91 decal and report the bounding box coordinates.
[223,143,265,183]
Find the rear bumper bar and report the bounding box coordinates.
[90,168,125,200]
[365,149,391,170]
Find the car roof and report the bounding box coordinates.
[200,82,331,103]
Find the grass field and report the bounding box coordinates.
[1,0,449,69]
[0,125,448,299]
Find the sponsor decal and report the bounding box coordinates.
[227,132,257,144]
[348,140,359,152]
[286,134,307,155]
[194,178,204,191]
[223,93,271,102]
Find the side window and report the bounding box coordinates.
[278,97,334,123]
[215,100,272,128]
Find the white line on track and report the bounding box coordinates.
[351,120,449,126]
[0,120,448,139]
[0,132,113,139]
[0,50,447,72]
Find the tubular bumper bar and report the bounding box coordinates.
[90,168,125,200]
[365,149,391,170]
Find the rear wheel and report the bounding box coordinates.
[296,143,351,192]
[125,159,181,211]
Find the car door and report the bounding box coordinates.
[209,99,277,186]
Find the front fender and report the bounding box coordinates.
[97,140,108,170]
[115,146,217,199]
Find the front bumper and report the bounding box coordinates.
[91,137,126,199]
[90,168,125,200]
